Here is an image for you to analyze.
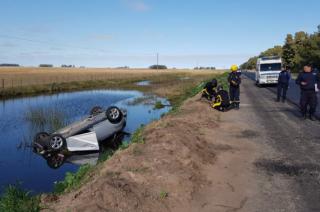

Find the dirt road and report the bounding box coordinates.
[44,76,320,212]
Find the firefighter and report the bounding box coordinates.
[212,85,231,112]
[295,64,318,121]
[228,65,241,109]
[277,66,291,102]
[201,78,218,101]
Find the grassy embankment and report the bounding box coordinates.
[0,69,228,212]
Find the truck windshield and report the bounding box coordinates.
[260,63,281,71]
[260,63,282,71]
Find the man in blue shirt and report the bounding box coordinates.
[296,64,318,121]
[277,66,291,102]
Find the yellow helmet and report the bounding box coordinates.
[231,65,238,72]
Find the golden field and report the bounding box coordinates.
[0,67,222,88]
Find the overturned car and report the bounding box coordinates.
[33,106,126,155]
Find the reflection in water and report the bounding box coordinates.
[136,80,151,86]
[37,132,126,169]
[0,89,170,193]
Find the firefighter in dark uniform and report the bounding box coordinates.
[228,65,241,109]
[201,79,218,101]
[295,64,318,121]
[277,66,291,102]
[212,85,231,112]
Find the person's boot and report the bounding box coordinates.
[310,114,317,121]
[302,113,307,120]
[282,98,286,103]
[235,103,240,110]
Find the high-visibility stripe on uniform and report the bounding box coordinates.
[212,95,222,108]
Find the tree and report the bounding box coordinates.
[260,45,283,57]
[149,65,167,69]
[282,34,296,69]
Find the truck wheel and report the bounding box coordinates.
[106,106,123,124]
[256,81,261,87]
[90,106,103,116]
[49,134,66,151]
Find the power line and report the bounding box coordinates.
[0,34,108,53]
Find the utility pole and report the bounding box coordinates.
[156,53,159,70]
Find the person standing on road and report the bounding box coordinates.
[277,66,291,102]
[228,65,241,109]
[296,64,318,121]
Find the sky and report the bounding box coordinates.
[0,0,319,68]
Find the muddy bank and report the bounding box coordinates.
[42,90,262,211]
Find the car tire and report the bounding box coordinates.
[46,154,65,169]
[49,134,66,151]
[90,106,103,116]
[106,106,123,124]
[34,132,49,142]
[33,132,50,153]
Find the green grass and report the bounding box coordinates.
[0,185,40,212]
[130,126,145,144]
[168,72,228,114]
[159,191,169,199]
[0,78,148,100]
[54,164,93,194]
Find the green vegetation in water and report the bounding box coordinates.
[154,101,165,110]
[127,95,156,106]
[25,107,67,132]
[0,185,40,212]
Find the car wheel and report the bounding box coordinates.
[46,153,65,169]
[33,132,50,153]
[34,132,49,143]
[49,134,66,151]
[90,106,103,116]
[106,106,123,124]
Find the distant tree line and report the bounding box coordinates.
[0,64,20,67]
[116,66,130,69]
[39,64,53,68]
[241,25,320,72]
[194,67,216,70]
[61,64,75,68]
[149,65,167,69]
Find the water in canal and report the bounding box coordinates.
[0,90,170,194]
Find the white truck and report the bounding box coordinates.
[255,56,282,85]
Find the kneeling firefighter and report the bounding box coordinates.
[212,85,231,112]
[201,79,218,101]
[228,65,241,109]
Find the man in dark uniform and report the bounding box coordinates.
[296,64,318,121]
[201,79,218,101]
[212,85,231,112]
[277,66,291,102]
[228,65,241,109]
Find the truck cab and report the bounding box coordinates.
[255,56,282,85]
